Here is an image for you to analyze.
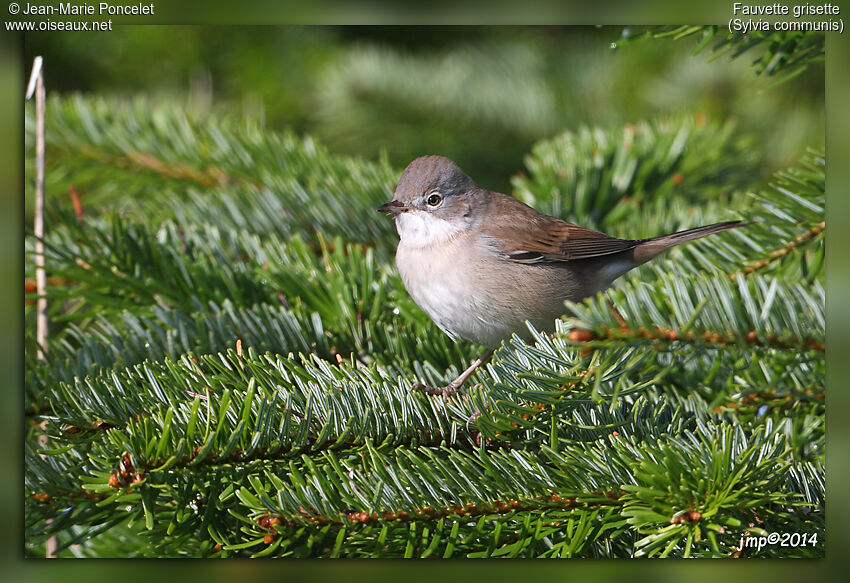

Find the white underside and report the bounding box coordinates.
[397,239,514,346]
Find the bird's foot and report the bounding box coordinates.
[465,410,481,432]
[411,381,460,397]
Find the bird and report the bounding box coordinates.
[378,155,742,396]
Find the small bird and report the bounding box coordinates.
[379,155,742,396]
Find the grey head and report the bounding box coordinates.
[378,156,489,248]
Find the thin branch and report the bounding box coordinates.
[124,150,235,187]
[733,221,824,278]
[29,57,47,361]
[28,56,54,558]
[56,141,245,189]
[68,186,84,223]
[568,325,824,352]
[259,492,621,529]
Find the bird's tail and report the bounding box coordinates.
[632,220,744,263]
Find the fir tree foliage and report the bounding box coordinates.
[511,116,759,234]
[25,95,823,557]
[618,26,825,89]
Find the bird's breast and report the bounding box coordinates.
[396,236,489,342]
[395,235,583,346]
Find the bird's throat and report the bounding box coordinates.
[395,212,463,248]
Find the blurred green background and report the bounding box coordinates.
[23,25,824,197]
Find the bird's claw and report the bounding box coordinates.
[465,410,481,432]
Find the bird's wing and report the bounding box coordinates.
[500,220,642,263]
[482,192,641,263]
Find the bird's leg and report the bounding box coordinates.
[413,348,495,397]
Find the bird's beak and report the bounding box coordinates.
[377,200,408,214]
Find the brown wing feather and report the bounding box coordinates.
[482,192,641,262]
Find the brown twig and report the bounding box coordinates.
[269,491,622,530]
[68,186,84,222]
[733,221,824,278]
[568,325,823,352]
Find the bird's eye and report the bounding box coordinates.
[426,193,443,207]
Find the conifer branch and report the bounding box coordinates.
[618,26,824,87]
[734,220,824,277]
[24,95,823,557]
[567,323,824,352]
